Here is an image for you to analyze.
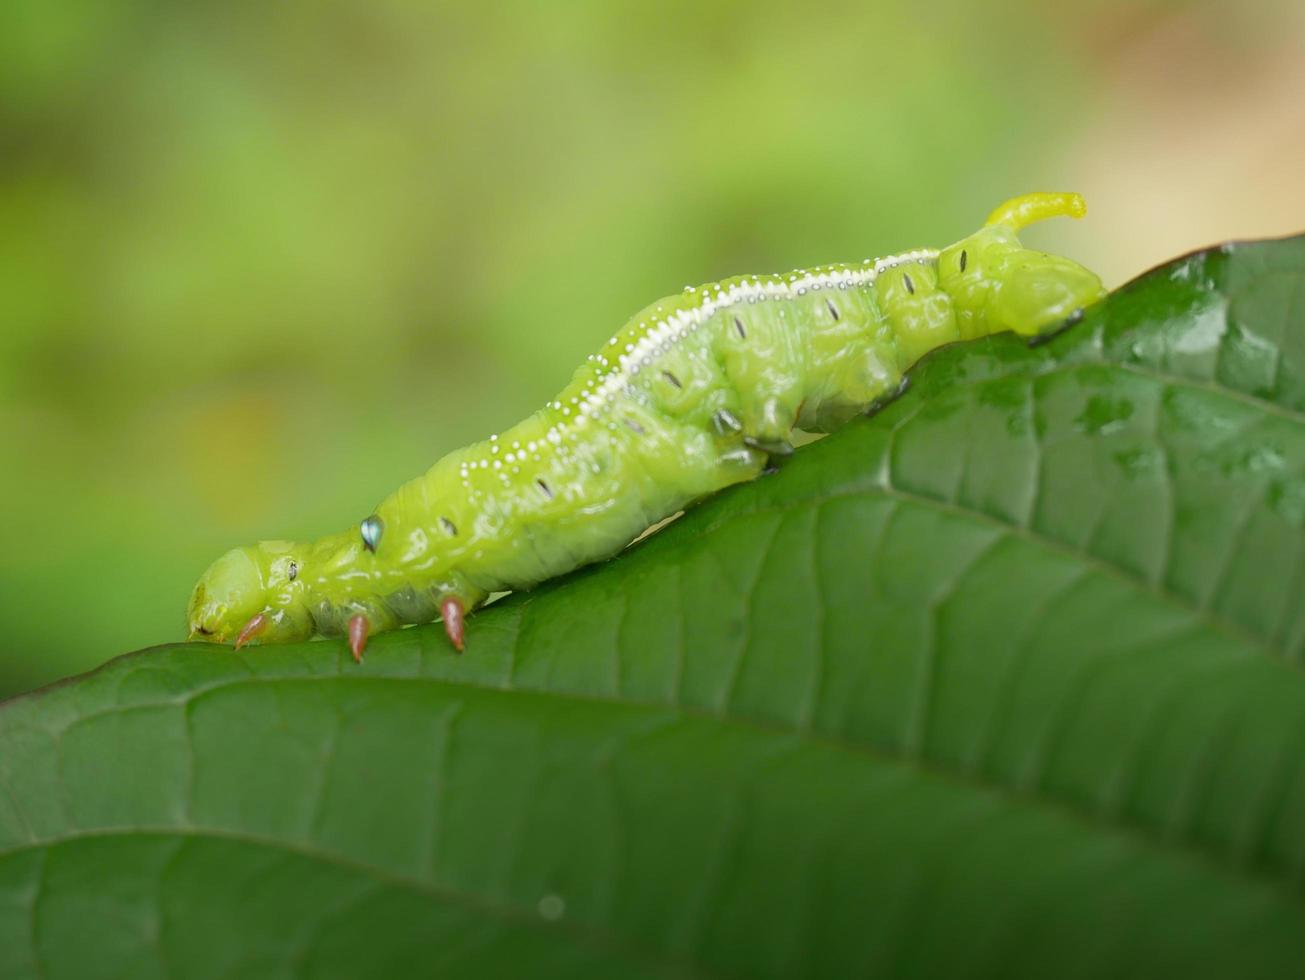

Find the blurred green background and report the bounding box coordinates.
[3,0,1303,698]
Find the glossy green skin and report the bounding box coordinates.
[188,193,1106,648]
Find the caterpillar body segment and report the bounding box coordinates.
[188,193,1106,656]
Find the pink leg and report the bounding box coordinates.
[440,597,465,653]
[234,613,268,650]
[347,615,369,663]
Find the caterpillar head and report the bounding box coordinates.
[940,192,1107,338]
[187,541,314,647]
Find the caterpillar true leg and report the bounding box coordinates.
[186,192,1106,659]
[348,615,369,663]
[440,597,465,653]
[234,613,268,650]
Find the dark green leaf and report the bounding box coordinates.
[4,236,1305,979]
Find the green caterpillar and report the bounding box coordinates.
[188,192,1106,660]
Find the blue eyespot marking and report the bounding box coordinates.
[360,515,384,553]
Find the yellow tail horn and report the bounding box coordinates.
[985,192,1087,231]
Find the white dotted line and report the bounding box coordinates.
[457,248,938,483]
